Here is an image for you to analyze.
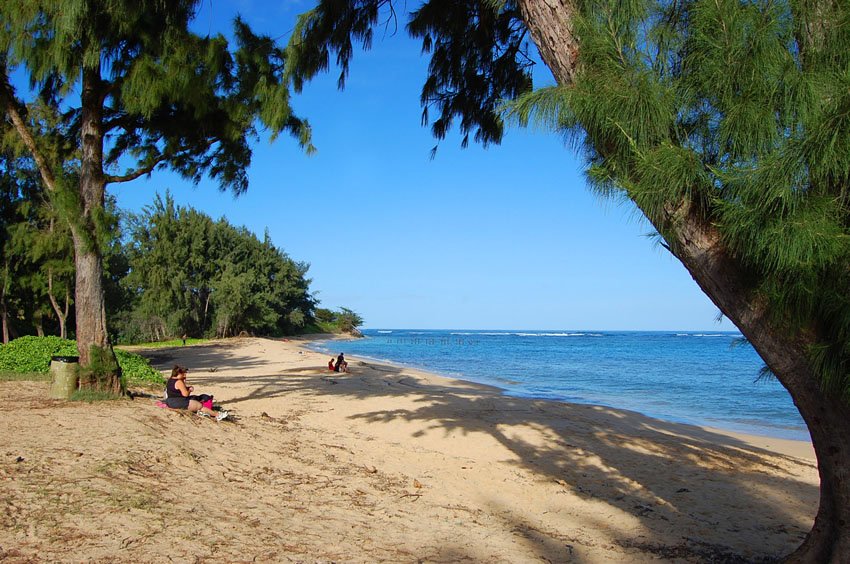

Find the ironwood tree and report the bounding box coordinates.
[122,193,315,341]
[285,0,850,561]
[0,1,312,392]
[0,149,73,342]
[0,152,35,343]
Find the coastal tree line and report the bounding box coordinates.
[0,172,319,343]
[0,0,847,560]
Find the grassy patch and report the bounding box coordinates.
[0,371,50,382]
[70,389,122,402]
[316,321,338,333]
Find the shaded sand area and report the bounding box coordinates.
[1,337,818,562]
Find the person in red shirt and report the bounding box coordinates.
[334,353,348,373]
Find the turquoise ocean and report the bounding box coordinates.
[309,329,808,441]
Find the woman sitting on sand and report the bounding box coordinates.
[165,365,228,421]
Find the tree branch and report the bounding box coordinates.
[104,154,169,184]
[104,137,216,184]
[47,269,65,323]
[102,113,138,134]
[0,70,57,191]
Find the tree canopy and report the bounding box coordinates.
[0,1,313,194]
[287,0,534,151]
[121,194,316,342]
[0,0,315,390]
[0,183,321,344]
[506,0,850,400]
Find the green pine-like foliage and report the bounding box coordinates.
[119,193,316,342]
[506,0,850,399]
[286,0,533,150]
[0,1,313,195]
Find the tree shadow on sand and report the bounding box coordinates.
[150,350,818,562]
[133,339,280,374]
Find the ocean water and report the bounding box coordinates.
[309,329,809,441]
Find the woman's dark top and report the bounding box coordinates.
[166,378,184,398]
[165,378,191,409]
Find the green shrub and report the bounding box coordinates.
[0,336,77,373]
[115,349,165,387]
[301,307,363,335]
[0,336,164,388]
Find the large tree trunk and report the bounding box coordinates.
[517,1,849,561]
[661,201,850,563]
[784,383,850,562]
[516,0,579,85]
[74,65,121,395]
[2,62,119,393]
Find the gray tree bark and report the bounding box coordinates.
[74,64,121,394]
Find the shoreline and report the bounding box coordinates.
[303,335,815,460]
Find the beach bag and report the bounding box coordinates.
[196,393,214,410]
[189,393,214,409]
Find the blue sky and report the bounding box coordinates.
[109,1,731,331]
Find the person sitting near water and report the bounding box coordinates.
[334,353,348,373]
[165,365,228,421]
[328,358,335,371]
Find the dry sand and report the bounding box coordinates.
[0,336,819,562]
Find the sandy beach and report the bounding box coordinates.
[0,336,818,562]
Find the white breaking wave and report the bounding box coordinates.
[450,331,603,337]
[514,332,601,337]
[676,333,735,337]
[691,334,730,337]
